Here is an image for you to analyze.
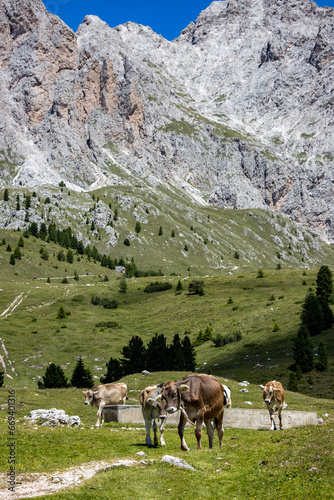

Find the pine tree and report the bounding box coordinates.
[119,276,127,293]
[182,334,196,371]
[316,265,333,303]
[9,254,15,265]
[320,300,334,329]
[70,357,94,388]
[121,336,146,375]
[158,226,163,236]
[135,221,141,235]
[66,249,74,263]
[146,333,169,372]
[316,340,328,372]
[38,363,68,388]
[3,188,9,201]
[100,357,123,383]
[287,371,298,392]
[168,334,185,370]
[292,324,314,372]
[300,291,324,336]
[56,306,67,319]
[0,370,4,387]
[176,280,184,292]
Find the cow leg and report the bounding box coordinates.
[159,418,166,446]
[152,418,159,446]
[216,412,224,447]
[269,409,276,431]
[205,419,214,449]
[96,401,105,428]
[195,412,205,450]
[278,407,283,430]
[178,412,189,451]
[144,416,152,446]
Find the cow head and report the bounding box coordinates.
[259,383,281,404]
[157,381,189,414]
[146,386,168,419]
[83,389,97,405]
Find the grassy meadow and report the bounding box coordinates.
[0,225,333,499]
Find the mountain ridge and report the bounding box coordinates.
[0,0,333,242]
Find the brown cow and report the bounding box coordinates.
[157,373,225,451]
[139,385,167,446]
[84,382,127,428]
[259,380,285,430]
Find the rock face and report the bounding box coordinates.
[0,0,333,242]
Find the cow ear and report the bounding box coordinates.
[259,385,265,389]
[93,390,98,394]
[179,384,189,392]
[147,397,156,406]
[83,391,86,394]
[273,388,281,392]
[155,394,162,402]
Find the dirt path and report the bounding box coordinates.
[0,292,31,319]
[0,458,140,499]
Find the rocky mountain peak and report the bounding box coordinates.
[0,0,333,243]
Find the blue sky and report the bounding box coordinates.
[41,0,334,40]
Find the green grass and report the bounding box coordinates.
[0,384,333,499]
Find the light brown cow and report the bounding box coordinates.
[259,380,285,430]
[139,385,167,446]
[84,382,127,428]
[157,373,225,451]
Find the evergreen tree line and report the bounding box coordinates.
[19,222,163,278]
[38,357,94,389]
[100,333,196,383]
[288,265,333,390]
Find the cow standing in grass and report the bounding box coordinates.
[157,373,225,451]
[84,382,127,428]
[140,385,167,446]
[259,380,285,430]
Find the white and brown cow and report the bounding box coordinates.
[259,380,285,431]
[84,382,127,428]
[139,384,167,446]
[157,373,225,451]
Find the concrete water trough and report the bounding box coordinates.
[103,405,320,430]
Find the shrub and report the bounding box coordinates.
[144,281,172,293]
[123,238,130,246]
[0,370,4,387]
[212,331,242,347]
[188,280,204,295]
[316,265,333,303]
[272,323,280,332]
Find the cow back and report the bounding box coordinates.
[94,382,127,405]
[177,374,225,415]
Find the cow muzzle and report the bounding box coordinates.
[265,399,271,404]
[160,415,166,420]
[167,406,178,414]
[84,402,90,405]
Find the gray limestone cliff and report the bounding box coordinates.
[0,0,333,242]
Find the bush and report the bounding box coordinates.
[188,280,204,295]
[316,340,328,372]
[144,281,172,293]
[91,296,118,309]
[38,363,68,389]
[0,370,4,387]
[212,331,242,347]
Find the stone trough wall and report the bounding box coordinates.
[103,405,319,430]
